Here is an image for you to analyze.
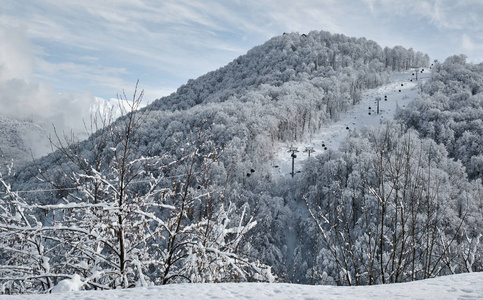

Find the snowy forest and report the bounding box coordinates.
[1,30,482,294]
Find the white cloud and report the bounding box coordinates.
[1,1,256,98]
[462,34,475,51]
[0,24,101,147]
[362,0,376,13]
[0,25,34,81]
[370,0,483,32]
[461,34,483,63]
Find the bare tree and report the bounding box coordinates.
[305,124,473,285]
[0,82,272,293]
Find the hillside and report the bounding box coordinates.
[151,31,428,113]
[0,115,49,170]
[397,55,483,179]
[271,69,431,178]
[3,30,483,294]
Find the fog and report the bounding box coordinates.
[0,25,106,158]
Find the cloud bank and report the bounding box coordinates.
[0,24,108,158]
[1,25,93,127]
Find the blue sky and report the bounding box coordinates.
[1,0,483,108]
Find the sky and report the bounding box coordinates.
[0,0,483,129]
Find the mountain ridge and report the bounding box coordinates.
[150,30,429,112]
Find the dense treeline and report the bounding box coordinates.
[290,56,483,285]
[151,31,429,112]
[0,30,442,293]
[397,55,483,179]
[300,122,483,285]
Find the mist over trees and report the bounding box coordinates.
[3,30,481,294]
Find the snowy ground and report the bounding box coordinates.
[271,69,431,178]
[1,272,482,299]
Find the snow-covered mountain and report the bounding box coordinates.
[2,31,483,296]
[0,114,50,170]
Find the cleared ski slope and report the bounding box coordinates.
[271,69,431,178]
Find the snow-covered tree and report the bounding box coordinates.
[0,83,272,293]
[304,122,482,285]
[0,165,58,294]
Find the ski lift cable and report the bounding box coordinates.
[0,171,201,195]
